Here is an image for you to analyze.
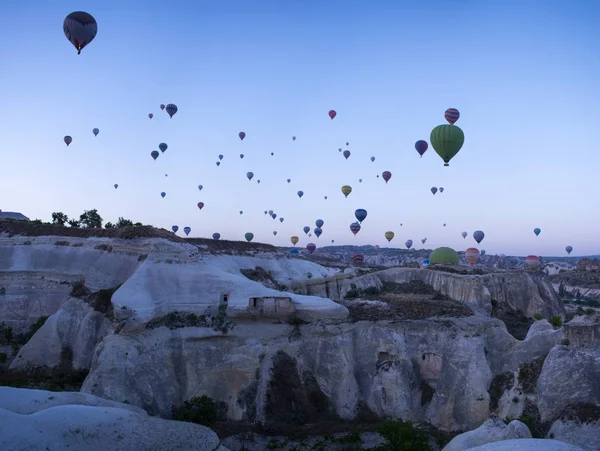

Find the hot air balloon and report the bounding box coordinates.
[421,238,427,244]
[306,243,316,254]
[328,110,337,120]
[64,136,72,146]
[423,259,430,266]
[526,255,540,267]
[565,245,573,255]
[324,196,328,200]
[273,231,278,236]
[443,223,447,227]
[350,222,361,236]
[92,128,99,137]
[246,172,254,181]
[239,210,243,215]
[172,225,179,233]
[303,226,310,235]
[343,150,351,159]
[359,179,362,183]
[439,187,444,193]
[465,248,480,266]
[239,132,246,141]
[218,154,223,160]
[290,249,299,255]
[385,231,395,242]
[151,151,159,160]
[198,185,203,191]
[315,219,324,228]
[158,143,168,153]
[405,240,413,249]
[287,179,291,183]
[257,180,260,184]
[271,213,277,219]
[183,226,191,236]
[534,228,541,236]
[297,190,304,198]
[166,104,178,118]
[444,108,460,125]
[279,218,284,223]
[481,250,486,256]
[290,236,299,246]
[270,152,274,156]
[197,202,204,210]
[382,171,392,183]
[415,140,428,157]
[160,104,165,110]
[314,227,322,238]
[355,209,367,223]
[63,12,97,54]
[430,124,465,166]
[113,184,118,189]
[148,113,153,119]
[292,136,296,141]
[473,230,485,244]
[431,187,438,195]
[245,232,254,242]
[212,233,221,240]
[161,192,166,198]
[351,254,364,264]
[462,232,467,239]
[370,156,375,162]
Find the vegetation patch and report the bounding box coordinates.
[171,394,217,427]
[69,280,90,298]
[373,419,432,451]
[92,286,120,316]
[518,357,546,393]
[146,307,235,334]
[489,372,515,411]
[0,346,88,391]
[555,402,600,424]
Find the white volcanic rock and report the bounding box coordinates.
[10,298,113,370]
[0,397,226,451]
[465,438,585,450]
[443,416,531,451]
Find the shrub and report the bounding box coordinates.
[70,280,87,298]
[364,286,381,296]
[374,419,432,451]
[172,395,217,426]
[27,316,49,340]
[0,352,7,363]
[345,289,359,299]
[532,313,543,321]
[549,316,563,328]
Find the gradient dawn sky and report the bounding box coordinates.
[1,0,599,256]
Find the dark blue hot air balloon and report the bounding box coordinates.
[355,209,367,223]
[314,227,322,238]
[183,226,191,236]
[303,226,310,235]
[172,225,179,233]
[212,233,221,240]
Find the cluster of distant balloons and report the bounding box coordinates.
[62,12,574,260]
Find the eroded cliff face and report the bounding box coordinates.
[77,316,561,432]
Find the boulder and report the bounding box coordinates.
[443,416,531,451]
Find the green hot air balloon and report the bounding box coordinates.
[244,232,254,242]
[430,124,464,166]
[429,247,459,265]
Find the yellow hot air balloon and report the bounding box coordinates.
[384,231,395,242]
[290,236,299,246]
[341,185,352,198]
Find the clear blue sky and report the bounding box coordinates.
[1,0,599,256]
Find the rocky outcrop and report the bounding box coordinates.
[443,416,531,451]
[10,298,113,370]
[0,388,226,451]
[0,234,348,333]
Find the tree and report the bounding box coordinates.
[134,222,143,227]
[104,222,114,229]
[67,219,80,228]
[51,212,69,226]
[116,217,133,228]
[79,209,103,228]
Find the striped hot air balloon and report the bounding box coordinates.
[350,222,361,236]
[444,108,460,125]
[351,254,364,264]
[166,104,178,118]
[526,255,540,267]
[306,243,316,254]
[385,231,395,242]
[382,171,392,183]
[63,11,98,55]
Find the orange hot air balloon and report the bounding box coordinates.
[465,248,480,266]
